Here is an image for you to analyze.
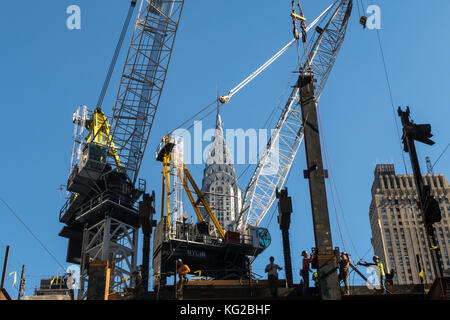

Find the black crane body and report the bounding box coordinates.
[276,188,294,286]
[398,106,444,279]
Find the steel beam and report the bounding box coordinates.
[276,188,294,286]
[79,216,139,299]
[0,246,10,290]
[398,107,444,280]
[299,74,340,300]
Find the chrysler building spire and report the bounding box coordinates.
[201,111,242,231]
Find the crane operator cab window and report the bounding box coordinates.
[79,142,108,180]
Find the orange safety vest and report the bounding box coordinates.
[177,264,190,275]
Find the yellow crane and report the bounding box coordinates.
[156,136,226,239]
[85,107,122,169]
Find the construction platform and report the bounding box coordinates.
[118,278,450,301]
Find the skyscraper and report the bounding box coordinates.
[201,111,242,232]
[369,164,450,285]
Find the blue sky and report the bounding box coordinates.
[0,0,449,294]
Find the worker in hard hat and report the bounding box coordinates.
[176,259,190,284]
[300,250,312,296]
[338,252,351,295]
[264,256,283,297]
[312,271,320,296]
[359,255,388,293]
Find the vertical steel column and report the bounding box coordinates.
[404,135,443,279]
[398,107,444,280]
[1,245,10,289]
[139,192,156,292]
[299,75,340,300]
[17,265,25,300]
[102,216,112,262]
[78,225,90,299]
[276,188,294,286]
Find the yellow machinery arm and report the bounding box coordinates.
[181,163,225,239]
[174,164,205,224]
[158,136,226,239]
[86,108,122,169]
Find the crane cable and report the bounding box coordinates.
[168,3,335,137]
[167,36,297,135]
[375,28,408,175]
[96,0,137,109]
[219,38,297,104]
[0,196,66,271]
[432,143,450,170]
[219,2,334,105]
[359,0,408,175]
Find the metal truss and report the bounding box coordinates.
[305,0,353,100]
[78,216,138,299]
[110,0,184,185]
[238,0,353,231]
[239,87,303,231]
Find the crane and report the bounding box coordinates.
[237,0,353,234]
[237,0,353,300]
[152,1,353,290]
[58,0,184,299]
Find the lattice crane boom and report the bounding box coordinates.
[238,0,353,232]
[110,0,184,185]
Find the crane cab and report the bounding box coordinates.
[244,226,271,254]
[67,142,108,194]
[156,136,175,162]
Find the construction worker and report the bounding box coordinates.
[312,271,320,296]
[300,250,312,295]
[360,255,388,293]
[176,259,190,284]
[338,252,351,295]
[132,268,144,297]
[264,256,283,297]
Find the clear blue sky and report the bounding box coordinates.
[0,0,449,294]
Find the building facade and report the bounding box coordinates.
[369,164,450,285]
[201,112,242,232]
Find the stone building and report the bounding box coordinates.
[369,164,450,284]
